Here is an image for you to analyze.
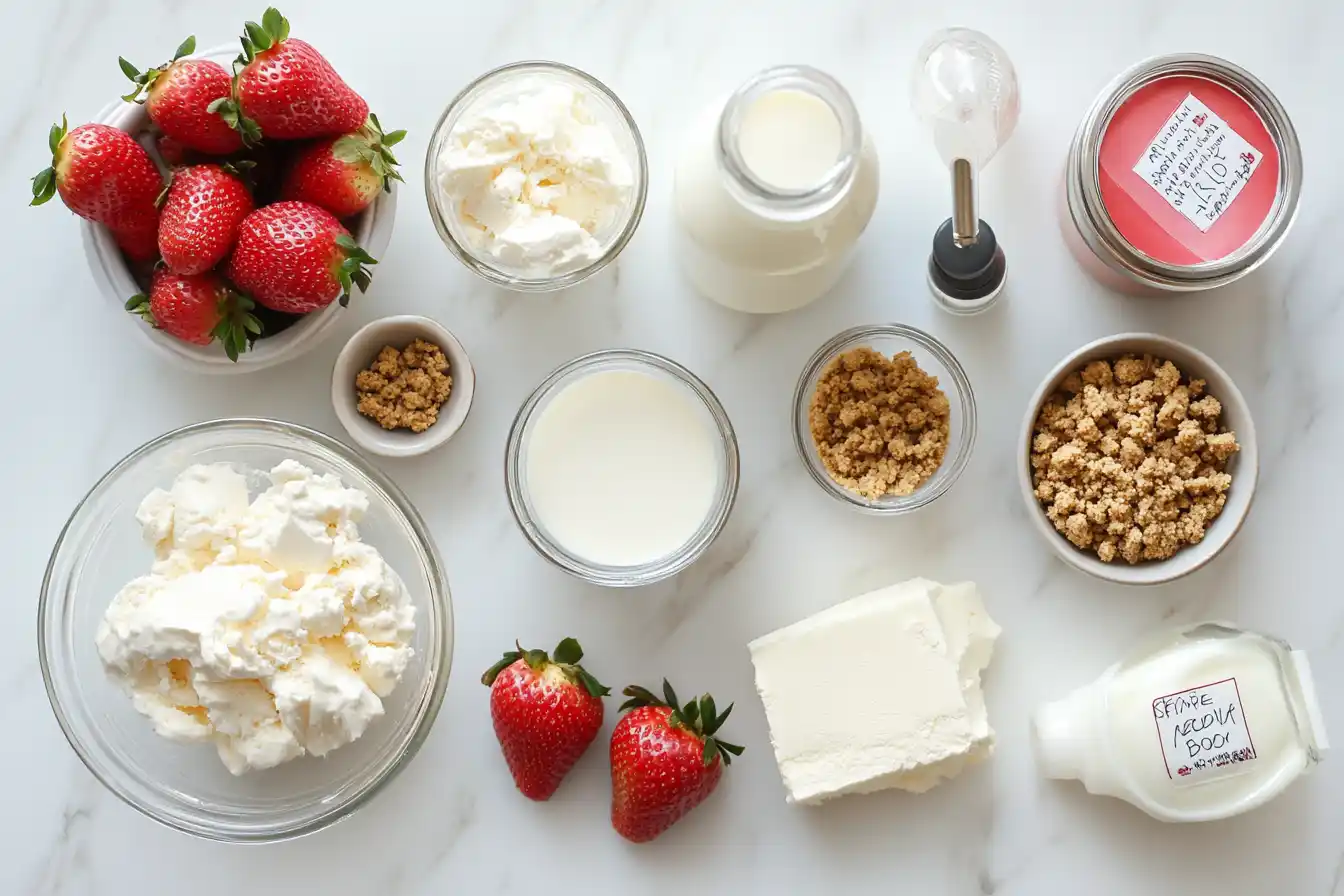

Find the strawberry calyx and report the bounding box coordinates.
[331,114,407,193]
[620,680,745,768]
[124,292,156,326]
[119,35,196,104]
[30,114,68,206]
[481,637,611,699]
[332,233,377,307]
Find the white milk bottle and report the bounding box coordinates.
[1034,622,1328,822]
[673,66,879,314]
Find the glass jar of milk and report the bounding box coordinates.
[673,66,880,314]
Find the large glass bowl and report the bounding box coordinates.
[37,419,453,842]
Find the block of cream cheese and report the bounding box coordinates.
[748,578,1000,805]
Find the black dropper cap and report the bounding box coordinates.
[928,217,1006,305]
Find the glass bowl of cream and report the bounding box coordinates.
[425,61,649,291]
[505,349,740,586]
[38,419,452,842]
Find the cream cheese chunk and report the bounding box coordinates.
[96,462,416,775]
[748,578,1000,805]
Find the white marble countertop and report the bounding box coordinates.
[6,0,1342,893]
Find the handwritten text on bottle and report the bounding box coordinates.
[1152,677,1257,785]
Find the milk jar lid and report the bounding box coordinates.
[1072,54,1302,289]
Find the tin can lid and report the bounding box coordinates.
[1071,55,1301,289]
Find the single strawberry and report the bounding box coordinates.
[226,200,376,314]
[31,117,162,227]
[112,204,162,262]
[282,115,406,218]
[157,164,254,275]
[126,269,261,360]
[481,638,610,801]
[610,680,743,843]
[211,8,368,144]
[120,37,243,155]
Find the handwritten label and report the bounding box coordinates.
[1152,678,1257,786]
[1132,94,1262,232]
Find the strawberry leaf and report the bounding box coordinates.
[481,650,523,686]
[244,21,271,52]
[48,115,67,155]
[702,736,718,767]
[383,129,407,146]
[173,36,196,60]
[118,57,141,80]
[552,637,583,665]
[662,680,680,712]
[681,699,700,726]
[574,667,611,699]
[699,695,718,734]
[618,685,661,712]
[262,7,288,42]
[712,703,735,733]
[30,168,56,206]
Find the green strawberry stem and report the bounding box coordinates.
[481,638,611,699]
[30,115,68,206]
[119,35,197,104]
[620,680,745,767]
[215,292,263,362]
[332,114,408,193]
[333,233,377,306]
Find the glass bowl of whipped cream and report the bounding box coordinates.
[38,418,452,842]
[425,61,649,291]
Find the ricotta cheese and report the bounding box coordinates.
[748,578,1000,805]
[96,461,416,775]
[436,78,635,277]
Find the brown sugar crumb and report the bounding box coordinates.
[808,346,950,500]
[354,339,453,433]
[1030,354,1239,564]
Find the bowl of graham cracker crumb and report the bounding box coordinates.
[1019,333,1258,586]
[332,316,475,458]
[793,324,976,514]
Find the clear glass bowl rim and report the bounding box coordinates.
[792,324,978,514]
[37,417,454,843]
[423,60,650,293]
[504,349,741,586]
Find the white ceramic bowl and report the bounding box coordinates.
[1018,333,1258,586]
[332,316,475,457]
[82,45,397,375]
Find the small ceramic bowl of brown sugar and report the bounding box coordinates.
[332,315,475,458]
[793,324,977,514]
[1018,333,1258,586]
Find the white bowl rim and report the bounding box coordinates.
[331,316,476,457]
[1017,332,1259,586]
[81,44,397,375]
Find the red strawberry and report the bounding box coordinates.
[31,117,163,233]
[282,115,406,218]
[226,201,376,314]
[112,205,162,262]
[126,269,261,360]
[481,638,610,801]
[158,164,254,275]
[211,9,368,144]
[120,37,243,155]
[610,681,743,843]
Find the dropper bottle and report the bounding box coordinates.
[911,28,1020,315]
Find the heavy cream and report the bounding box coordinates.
[1034,622,1328,822]
[524,368,719,568]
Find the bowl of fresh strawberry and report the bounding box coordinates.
[30,9,402,373]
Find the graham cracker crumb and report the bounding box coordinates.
[808,346,950,500]
[355,338,453,433]
[1030,354,1238,564]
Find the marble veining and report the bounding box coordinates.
[3,0,1342,893]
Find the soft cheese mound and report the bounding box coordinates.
[748,578,1000,805]
[436,79,634,276]
[96,461,416,775]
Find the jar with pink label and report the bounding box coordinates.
[1060,55,1302,295]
